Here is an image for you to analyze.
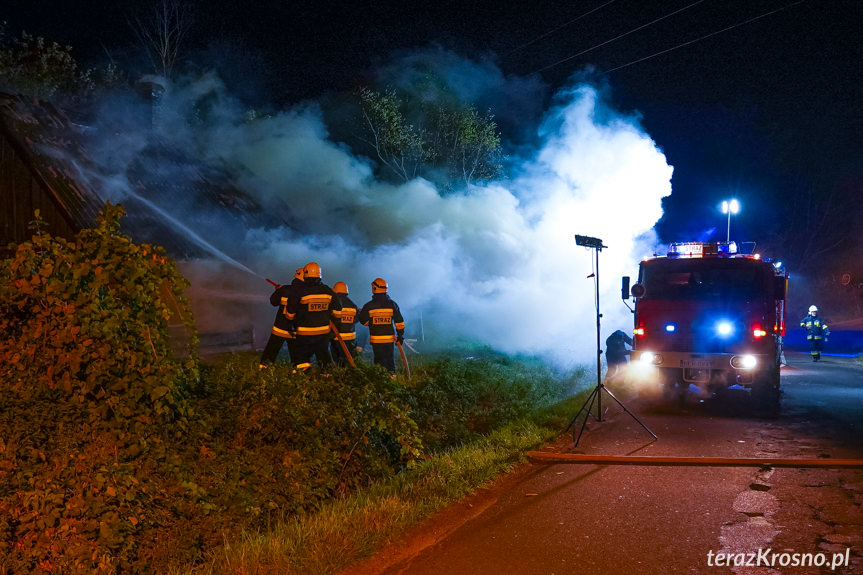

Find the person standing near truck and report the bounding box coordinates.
[605,329,633,381]
[800,305,830,361]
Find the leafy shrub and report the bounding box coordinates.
[0,30,92,102]
[0,204,199,573]
[189,358,423,524]
[402,353,573,453]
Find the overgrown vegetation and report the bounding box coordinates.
[400,354,571,453]
[0,25,122,106]
[356,85,503,188]
[0,204,198,572]
[175,410,583,575]
[189,358,423,516]
[0,208,583,574]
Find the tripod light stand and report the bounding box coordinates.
[567,235,657,447]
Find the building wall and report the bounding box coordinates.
[0,131,78,249]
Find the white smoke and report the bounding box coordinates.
[86,54,673,368]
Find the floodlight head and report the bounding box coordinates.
[721,199,740,214]
[574,234,606,249]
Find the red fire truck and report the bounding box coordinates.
[623,241,788,405]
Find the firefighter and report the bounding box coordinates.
[259,267,304,369]
[605,329,633,381]
[358,278,405,373]
[330,281,359,366]
[800,305,829,362]
[285,262,342,372]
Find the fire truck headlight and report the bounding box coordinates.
[639,352,663,365]
[731,355,757,369]
[716,321,734,337]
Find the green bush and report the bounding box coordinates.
[189,358,422,523]
[0,204,199,573]
[401,353,573,453]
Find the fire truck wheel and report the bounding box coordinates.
[751,370,781,416]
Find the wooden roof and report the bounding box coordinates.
[0,92,286,259]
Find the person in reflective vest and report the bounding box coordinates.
[358,278,405,373]
[331,281,359,366]
[259,267,304,369]
[285,262,342,372]
[800,305,829,362]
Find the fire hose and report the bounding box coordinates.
[525,452,863,468]
[329,321,356,368]
[396,340,411,380]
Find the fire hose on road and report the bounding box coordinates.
[526,451,863,468]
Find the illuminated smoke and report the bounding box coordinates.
[86,54,673,368]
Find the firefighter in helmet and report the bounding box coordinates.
[330,281,359,366]
[358,278,405,373]
[800,305,829,362]
[259,267,304,369]
[285,262,342,372]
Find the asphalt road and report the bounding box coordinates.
[344,353,863,575]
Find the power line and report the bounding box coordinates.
[535,0,707,74]
[601,0,807,75]
[507,0,618,56]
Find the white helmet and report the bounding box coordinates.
[808,305,818,313]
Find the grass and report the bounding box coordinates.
[173,391,589,575]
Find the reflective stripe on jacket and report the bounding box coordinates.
[800,314,829,340]
[333,294,359,341]
[269,279,303,338]
[358,293,405,345]
[288,278,341,338]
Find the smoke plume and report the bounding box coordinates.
[85,51,673,368]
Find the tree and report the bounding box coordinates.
[427,105,502,187]
[0,26,125,109]
[0,30,94,101]
[355,85,504,188]
[129,0,194,79]
[356,87,428,183]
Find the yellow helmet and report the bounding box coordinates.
[371,277,387,293]
[333,281,348,294]
[294,267,304,281]
[304,262,322,279]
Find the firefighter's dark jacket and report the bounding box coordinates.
[333,293,359,341]
[358,293,405,344]
[605,330,633,363]
[286,277,342,337]
[800,314,829,340]
[269,278,303,339]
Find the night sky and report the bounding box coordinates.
[5,0,862,258]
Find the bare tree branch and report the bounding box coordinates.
[129,0,194,78]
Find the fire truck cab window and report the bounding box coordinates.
[641,262,760,301]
